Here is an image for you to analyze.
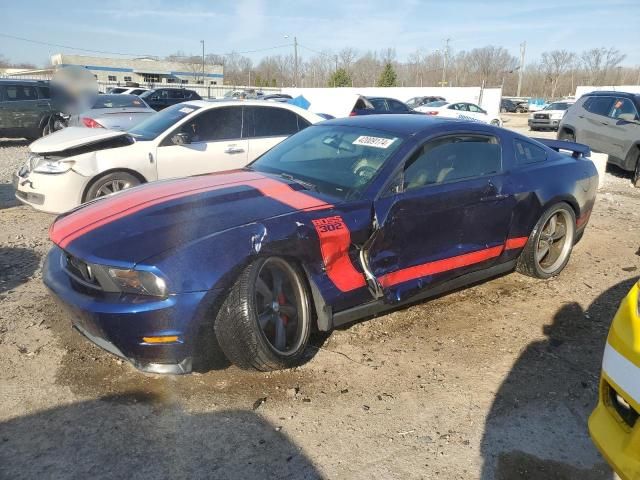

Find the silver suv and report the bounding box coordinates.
[558,91,640,187]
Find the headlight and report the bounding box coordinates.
[550,113,564,120]
[107,268,167,297]
[33,160,74,174]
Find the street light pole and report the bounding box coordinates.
[200,40,205,84]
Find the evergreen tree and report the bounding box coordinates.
[328,68,352,87]
[377,63,398,87]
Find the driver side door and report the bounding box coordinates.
[155,106,248,179]
[364,133,514,303]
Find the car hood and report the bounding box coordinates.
[30,127,129,154]
[49,170,336,265]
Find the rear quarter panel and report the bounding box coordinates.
[501,132,598,238]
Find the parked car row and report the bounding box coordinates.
[14,100,323,213]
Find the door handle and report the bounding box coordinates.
[224,145,245,154]
[578,115,584,119]
[600,121,609,126]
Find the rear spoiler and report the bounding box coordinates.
[533,138,591,158]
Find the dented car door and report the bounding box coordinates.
[364,133,513,303]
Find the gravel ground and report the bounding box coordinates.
[1,120,639,479]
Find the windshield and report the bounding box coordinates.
[250,125,404,200]
[93,95,147,109]
[128,103,200,140]
[425,100,447,107]
[545,102,571,110]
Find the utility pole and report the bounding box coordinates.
[516,41,526,97]
[293,36,298,87]
[442,38,450,86]
[200,40,205,84]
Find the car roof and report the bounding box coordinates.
[182,99,323,119]
[319,114,485,136]
[585,90,637,99]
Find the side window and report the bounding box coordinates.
[514,139,547,165]
[609,98,639,122]
[583,96,615,116]
[468,104,482,113]
[177,107,242,142]
[369,98,388,111]
[37,86,51,99]
[21,86,37,100]
[160,90,169,99]
[297,115,311,131]
[249,107,300,137]
[169,90,184,99]
[5,86,18,101]
[403,135,501,191]
[388,100,408,113]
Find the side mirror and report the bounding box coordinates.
[171,132,191,145]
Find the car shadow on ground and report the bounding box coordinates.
[0,138,29,148]
[480,277,639,480]
[0,392,323,479]
[0,247,40,294]
[0,183,19,210]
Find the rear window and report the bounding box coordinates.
[514,139,547,165]
[93,95,147,109]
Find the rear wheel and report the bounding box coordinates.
[84,172,141,201]
[558,129,575,142]
[214,257,312,371]
[517,203,576,279]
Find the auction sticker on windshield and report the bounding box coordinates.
[352,136,397,149]
[179,107,195,114]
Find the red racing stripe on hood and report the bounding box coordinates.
[50,171,332,249]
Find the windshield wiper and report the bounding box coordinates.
[279,173,318,192]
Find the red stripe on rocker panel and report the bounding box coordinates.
[312,216,367,292]
[378,245,505,288]
[505,236,528,250]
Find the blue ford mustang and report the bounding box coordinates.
[44,115,598,373]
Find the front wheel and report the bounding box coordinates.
[517,203,576,279]
[633,154,640,188]
[84,172,141,201]
[214,257,312,371]
[558,130,575,142]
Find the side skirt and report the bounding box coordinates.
[332,260,517,328]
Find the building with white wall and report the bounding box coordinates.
[50,53,223,86]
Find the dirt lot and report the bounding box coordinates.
[1,116,639,479]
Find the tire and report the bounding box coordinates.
[558,130,575,142]
[214,257,312,371]
[84,172,141,201]
[517,203,576,279]
[500,107,507,113]
[633,154,640,188]
[490,119,501,126]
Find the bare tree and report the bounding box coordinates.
[581,47,626,85]
[541,50,575,98]
[339,47,358,73]
[466,46,518,86]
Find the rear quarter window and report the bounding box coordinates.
[514,139,547,165]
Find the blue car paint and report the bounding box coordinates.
[43,115,598,373]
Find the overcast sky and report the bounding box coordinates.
[2,0,639,66]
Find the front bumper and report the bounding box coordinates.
[14,165,88,214]
[528,117,561,129]
[43,246,216,374]
[589,283,640,480]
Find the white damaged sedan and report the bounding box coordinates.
[414,101,502,126]
[14,100,323,214]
